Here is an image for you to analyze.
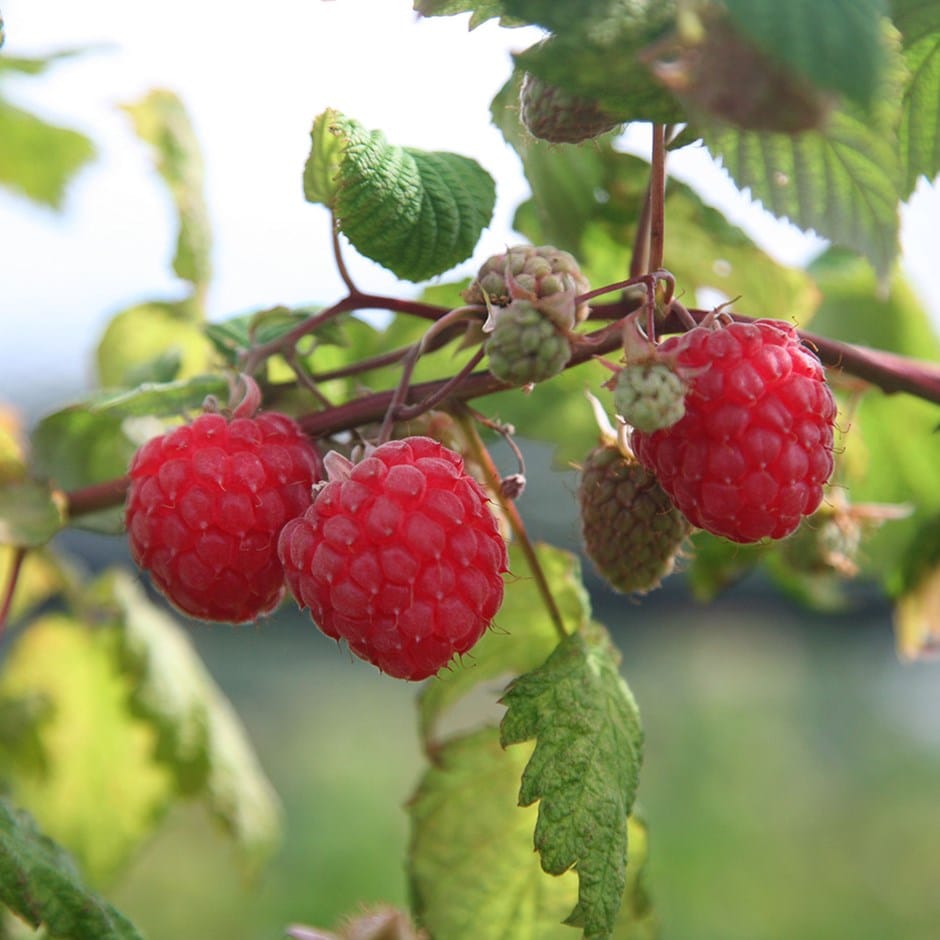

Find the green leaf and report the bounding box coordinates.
[0,615,175,884]
[302,111,347,207]
[895,3,940,193]
[96,301,216,388]
[29,405,137,534]
[894,513,940,659]
[313,110,496,282]
[84,570,282,875]
[0,99,95,209]
[720,0,888,108]
[87,374,229,420]
[0,482,66,548]
[121,90,212,300]
[409,725,580,940]
[500,626,644,939]
[0,795,143,939]
[685,532,771,601]
[704,108,901,278]
[413,0,520,27]
[418,542,590,747]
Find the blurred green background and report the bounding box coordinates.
[57,468,938,940]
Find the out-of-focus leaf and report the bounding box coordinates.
[313,110,496,282]
[84,570,282,876]
[704,108,901,279]
[894,514,940,660]
[685,531,771,601]
[29,405,137,534]
[418,542,588,747]
[894,1,940,193]
[0,615,174,884]
[0,482,66,548]
[96,301,216,388]
[721,0,887,108]
[0,99,95,209]
[0,405,27,485]
[87,374,229,420]
[121,89,212,300]
[0,795,144,939]
[409,726,580,940]
[0,547,69,627]
[413,0,522,28]
[500,625,643,938]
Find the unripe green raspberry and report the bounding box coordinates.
[485,300,572,385]
[578,444,691,594]
[463,244,590,326]
[519,72,622,144]
[613,361,687,432]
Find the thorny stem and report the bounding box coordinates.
[629,183,652,279]
[59,302,940,521]
[453,407,568,643]
[331,216,357,293]
[0,547,26,637]
[648,123,667,272]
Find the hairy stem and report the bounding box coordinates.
[648,123,667,272]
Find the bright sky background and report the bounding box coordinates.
[2,0,939,419]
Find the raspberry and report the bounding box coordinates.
[519,72,622,144]
[613,360,687,432]
[463,244,590,327]
[578,444,691,594]
[631,319,836,543]
[125,411,322,622]
[485,300,573,386]
[277,436,508,681]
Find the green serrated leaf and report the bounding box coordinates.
[409,725,580,940]
[87,374,229,420]
[0,482,66,548]
[96,301,216,389]
[704,108,901,278]
[0,615,174,884]
[500,627,644,939]
[721,0,888,108]
[413,0,522,28]
[121,89,212,300]
[84,570,282,876]
[418,542,589,747]
[0,99,95,209]
[29,405,137,535]
[323,111,496,282]
[896,3,940,193]
[0,796,144,939]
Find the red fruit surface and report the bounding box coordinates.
[126,411,321,622]
[277,436,509,681]
[631,319,837,543]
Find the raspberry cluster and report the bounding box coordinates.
[125,411,321,622]
[631,319,836,544]
[278,436,508,680]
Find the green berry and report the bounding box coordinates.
[485,300,572,385]
[578,444,691,594]
[519,72,622,144]
[613,361,687,432]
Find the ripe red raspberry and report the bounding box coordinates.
[277,436,509,681]
[631,319,836,543]
[125,411,322,622]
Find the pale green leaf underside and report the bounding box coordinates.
[500,628,644,939]
[326,112,496,282]
[704,110,901,277]
[0,796,143,939]
[0,481,65,548]
[899,22,940,193]
[721,0,887,107]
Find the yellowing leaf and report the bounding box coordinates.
[0,615,174,885]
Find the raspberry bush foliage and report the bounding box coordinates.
[2,2,940,938]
